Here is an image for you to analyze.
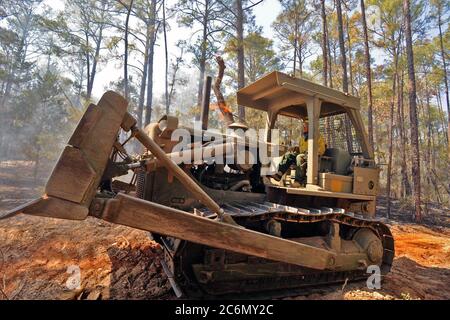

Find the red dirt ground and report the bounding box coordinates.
[0,161,449,300]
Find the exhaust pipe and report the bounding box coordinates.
[200,76,212,131]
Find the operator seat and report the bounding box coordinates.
[322,148,352,175]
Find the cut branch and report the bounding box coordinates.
[213,56,234,125]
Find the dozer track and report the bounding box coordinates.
[155,202,394,298]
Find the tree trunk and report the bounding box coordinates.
[293,13,298,75]
[321,0,331,143]
[425,79,432,176]
[144,0,157,126]
[33,151,40,183]
[326,24,335,146]
[320,0,328,87]
[145,36,156,125]
[298,42,303,76]
[417,97,429,214]
[196,7,209,121]
[85,31,91,98]
[424,78,434,205]
[137,26,151,128]
[386,46,398,218]
[327,34,333,89]
[404,0,422,222]
[436,88,449,143]
[236,0,245,120]
[163,0,169,114]
[336,0,348,93]
[87,26,103,99]
[123,0,133,100]
[398,71,412,197]
[336,0,352,152]
[0,68,13,110]
[345,14,354,95]
[196,57,206,121]
[293,38,297,76]
[168,55,181,108]
[437,10,450,158]
[360,0,374,147]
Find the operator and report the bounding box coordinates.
[273,120,325,187]
[296,121,325,185]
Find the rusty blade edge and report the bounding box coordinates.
[0,197,42,220]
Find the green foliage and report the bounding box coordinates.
[13,67,80,176]
[272,0,314,75]
[173,0,231,72]
[221,26,280,100]
[224,30,281,83]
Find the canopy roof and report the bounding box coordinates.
[236,71,360,119]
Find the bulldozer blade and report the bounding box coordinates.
[4,91,129,220]
[0,198,42,220]
[91,193,338,271]
[0,196,89,220]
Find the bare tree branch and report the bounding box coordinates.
[213,56,234,125]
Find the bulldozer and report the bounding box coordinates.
[1,70,394,298]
